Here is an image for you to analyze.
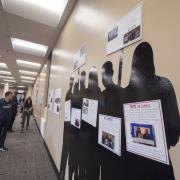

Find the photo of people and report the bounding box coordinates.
[101,131,115,150]
[131,123,156,147]
[82,99,89,114]
[75,118,80,127]
[123,25,141,45]
[108,25,118,42]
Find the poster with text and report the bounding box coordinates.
[53,88,61,115]
[106,2,143,55]
[73,46,86,71]
[123,100,169,165]
[48,90,53,112]
[98,114,121,156]
[65,100,71,122]
[71,108,81,129]
[82,98,98,127]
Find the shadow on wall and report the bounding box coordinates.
[60,42,180,180]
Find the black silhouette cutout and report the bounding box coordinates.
[100,61,125,180]
[124,42,180,180]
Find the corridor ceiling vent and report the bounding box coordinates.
[11,38,48,57]
[2,0,69,27]
[16,60,41,69]
[20,76,35,81]
[21,80,34,84]
[0,70,12,75]
[19,70,37,76]
[0,62,8,69]
[0,75,14,79]
[3,79,16,83]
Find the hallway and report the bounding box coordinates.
[0,115,58,180]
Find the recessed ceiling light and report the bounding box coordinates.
[0,70,11,75]
[0,75,14,79]
[11,38,48,57]
[0,62,8,69]
[3,79,16,83]
[21,80,34,84]
[20,76,35,80]
[19,70,38,76]
[16,59,41,69]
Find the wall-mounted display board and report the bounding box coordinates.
[98,114,121,156]
[48,90,53,112]
[73,46,86,71]
[65,100,71,122]
[82,98,98,127]
[53,88,61,115]
[106,2,143,55]
[71,108,81,129]
[123,100,169,165]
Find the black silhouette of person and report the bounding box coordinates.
[124,42,180,180]
[60,75,74,180]
[78,67,101,180]
[100,61,126,180]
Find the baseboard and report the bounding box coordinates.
[33,117,61,180]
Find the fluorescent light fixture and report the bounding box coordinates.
[0,62,8,69]
[0,75,14,79]
[18,90,25,93]
[11,38,48,57]
[1,0,68,27]
[21,80,34,84]
[3,79,16,83]
[21,76,35,80]
[0,70,11,75]
[19,70,38,76]
[16,59,41,69]
[17,85,25,88]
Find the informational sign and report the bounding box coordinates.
[82,98,98,127]
[71,108,82,129]
[53,88,61,115]
[123,100,169,165]
[48,90,53,112]
[73,46,86,71]
[65,100,71,122]
[98,114,121,156]
[106,2,143,55]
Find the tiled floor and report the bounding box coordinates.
[0,114,58,180]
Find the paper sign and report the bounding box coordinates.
[73,46,86,71]
[82,98,98,127]
[98,114,121,156]
[53,88,61,115]
[123,100,169,165]
[71,108,81,129]
[48,90,53,112]
[106,2,143,55]
[65,100,71,122]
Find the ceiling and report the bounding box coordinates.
[0,0,77,90]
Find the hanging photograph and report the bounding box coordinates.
[82,98,98,127]
[53,88,61,115]
[106,2,143,55]
[98,114,121,156]
[64,100,71,122]
[123,100,169,165]
[73,46,86,71]
[71,108,81,129]
[48,90,53,112]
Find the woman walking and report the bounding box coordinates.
[21,97,33,133]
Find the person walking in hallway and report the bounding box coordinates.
[21,97,33,133]
[8,94,18,132]
[0,91,13,151]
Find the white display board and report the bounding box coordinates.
[65,100,71,122]
[71,108,82,129]
[98,114,121,156]
[48,90,53,112]
[53,88,61,115]
[73,46,86,71]
[123,100,169,165]
[106,2,143,55]
[82,98,98,127]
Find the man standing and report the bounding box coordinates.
[0,91,13,151]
